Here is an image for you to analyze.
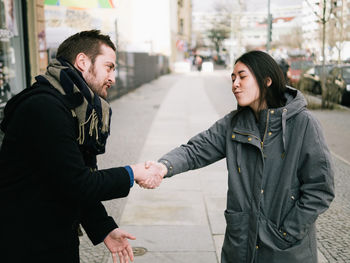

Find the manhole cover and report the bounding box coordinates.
[133,247,147,256]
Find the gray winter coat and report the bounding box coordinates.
[159,87,334,263]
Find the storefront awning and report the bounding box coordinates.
[44,0,116,9]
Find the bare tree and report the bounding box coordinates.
[207,27,230,56]
[194,31,206,49]
[205,0,232,62]
[306,0,333,108]
[206,0,245,63]
[327,0,348,64]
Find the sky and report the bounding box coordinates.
[192,0,303,12]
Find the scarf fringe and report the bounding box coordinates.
[77,109,98,144]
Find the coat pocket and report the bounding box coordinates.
[262,218,295,250]
[258,217,316,263]
[221,210,249,263]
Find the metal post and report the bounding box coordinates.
[229,12,234,69]
[114,19,119,80]
[266,0,271,51]
[321,0,327,108]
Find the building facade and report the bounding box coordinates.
[175,0,192,61]
[115,0,191,69]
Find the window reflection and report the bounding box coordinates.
[0,0,23,121]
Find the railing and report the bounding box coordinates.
[108,51,169,100]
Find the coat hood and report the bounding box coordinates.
[258,86,307,123]
[0,86,40,133]
[269,86,308,153]
[283,86,307,119]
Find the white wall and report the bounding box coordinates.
[116,0,174,56]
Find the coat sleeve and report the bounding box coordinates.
[17,94,131,202]
[159,111,235,177]
[281,113,335,241]
[80,201,118,245]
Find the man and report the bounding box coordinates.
[278,58,290,84]
[0,30,162,263]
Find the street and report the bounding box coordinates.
[79,70,350,263]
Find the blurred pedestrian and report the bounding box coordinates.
[148,50,334,263]
[278,58,290,84]
[0,30,163,263]
[195,55,203,71]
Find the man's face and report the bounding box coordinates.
[83,44,116,99]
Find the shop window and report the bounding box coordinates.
[0,0,26,122]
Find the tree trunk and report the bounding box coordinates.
[321,1,327,108]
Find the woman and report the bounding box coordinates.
[151,51,334,263]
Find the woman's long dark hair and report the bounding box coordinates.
[235,51,287,109]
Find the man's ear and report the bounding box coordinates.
[74,53,90,72]
[266,77,272,87]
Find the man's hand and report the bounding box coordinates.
[131,162,166,189]
[104,228,136,263]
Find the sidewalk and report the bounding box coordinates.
[113,72,328,263]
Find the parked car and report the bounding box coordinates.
[342,83,350,106]
[325,65,350,106]
[286,56,314,86]
[297,64,334,95]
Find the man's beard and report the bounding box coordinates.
[86,64,103,98]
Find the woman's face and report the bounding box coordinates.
[231,61,265,113]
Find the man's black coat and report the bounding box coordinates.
[0,87,131,262]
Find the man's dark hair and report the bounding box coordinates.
[56,29,116,65]
[235,50,287,109]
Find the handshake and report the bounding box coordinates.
[130,161,168,189]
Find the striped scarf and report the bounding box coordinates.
[35,58,111,155]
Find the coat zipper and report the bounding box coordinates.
[261,110,270,150]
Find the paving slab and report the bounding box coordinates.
[213,235,225,263]
[122,225,215,252]
[121,189,207,226]
[130,252,217,263]
[205,196,227,235]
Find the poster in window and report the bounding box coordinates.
[4,0,18,36]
